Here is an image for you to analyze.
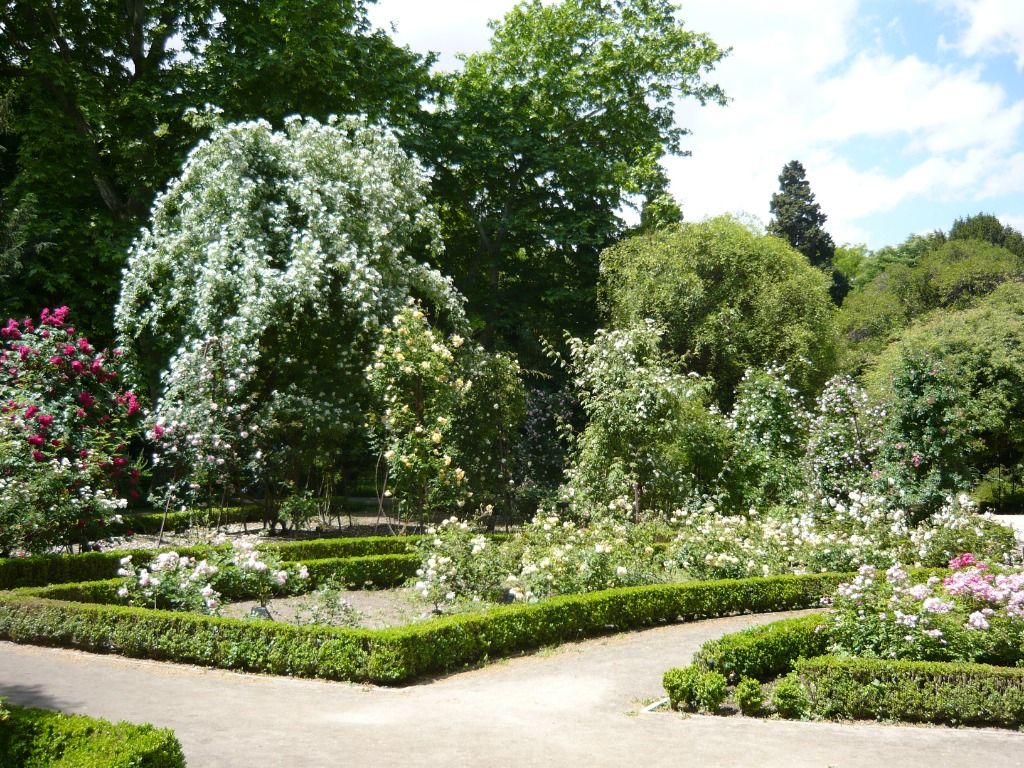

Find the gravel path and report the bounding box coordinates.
[1,609,1021,767]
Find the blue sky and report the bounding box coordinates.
[369,0,1024,249]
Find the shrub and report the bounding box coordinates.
[735,677,764,716]
[690,613,829,682]
[771,672,810,718]
[796,655,1024,727]
[0,307,144,555]
[0,703,185,767]
[662,666,727,712]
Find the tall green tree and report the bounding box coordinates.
[768,160,846,303]
[0,0,431,340]
[416,0,727,361]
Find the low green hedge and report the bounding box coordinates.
[0,572,846,684]
[0,703,185,767]
[690,612,829,682]
[795,655,1024,728]
[107,505,264,536]
[0,536,424,590]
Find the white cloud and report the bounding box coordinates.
[937,0,1024,69]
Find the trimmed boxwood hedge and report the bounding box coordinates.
[107,505,264,536]
[0,535,424,590]
[0,572,846,684]
[795,655,1024,728]
[664,598,1024,729]
[690,612,829,682]
[0,703,185,767]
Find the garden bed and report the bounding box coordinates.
[663,563,1024,729]
[0,571,845,684]
[220,587,439,630]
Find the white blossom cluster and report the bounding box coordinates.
[115,116,465,500]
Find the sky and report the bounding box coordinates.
[367,0,1024,249]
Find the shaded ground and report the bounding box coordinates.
[2,609,1021,767]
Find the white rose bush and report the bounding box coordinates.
[115,116,465,512]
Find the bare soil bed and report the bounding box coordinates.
[219,587,443,629]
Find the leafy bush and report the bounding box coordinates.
[771,672,810,718]
[562,322,734,518]
[412,513,668,608]
[0,703,185,767]
[0,307,143,555]
[795,655,1024,727]
[663,665,727,712]
[599,215,837,407]
[735,677,764,715]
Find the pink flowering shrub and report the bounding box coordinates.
[825,554,1024,664]
[0,307,143,554]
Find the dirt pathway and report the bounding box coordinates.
[1,610,1021,767]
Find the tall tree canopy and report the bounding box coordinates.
[0,0,431,339]
[416,0,727,362]
[599,215,838,408]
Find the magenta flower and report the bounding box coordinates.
[70,360,84,374]
[78,392,95,409]
[31,450,44,462]
[36,414,53,428]
[26,434,45,447]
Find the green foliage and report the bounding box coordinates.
[600,216,837,407]
[564,322,734,518]
[735,677,765,716]
[949,213,1024,258]
[0,703,185,768]
[768,161,835,270]
[663,666,727,712]
[0,0,432,339]
[690,613,829,682]
[0,533,421,590]
[866,283,1024,492]
[0,571,845,684]
[725,366,810,507]
[839,238,1022,371]
[366,302,525,523]
[771,672,810,718]
[795,655,1024,728]
[832,243,871,288]
[418,0,727,361]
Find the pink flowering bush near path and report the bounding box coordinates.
[825,553,1024,664]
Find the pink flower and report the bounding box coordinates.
[78,391,95,409]
[75,408,86,418]
[76,337,91,353]
[150,424,165,439]
[62,344,75,356]
[31,450,44,462]
[79,449,88,458]
[90,358,103,374]
[70,360,84,374]
[36,414,53,428]
[27,434,45,446]
[24,405,39,419]
[47,355,62,365]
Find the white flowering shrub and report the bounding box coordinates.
[563,322,732,520]
[666,492,1020,580]
[117,541,310,613]
[366,301,525,524]
[115,116,464,509]
[724,365,809,507]
[802,375,885,502]
[413,513,668,608]
[117,552,222,614]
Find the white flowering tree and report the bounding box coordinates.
[116,116,465,510]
